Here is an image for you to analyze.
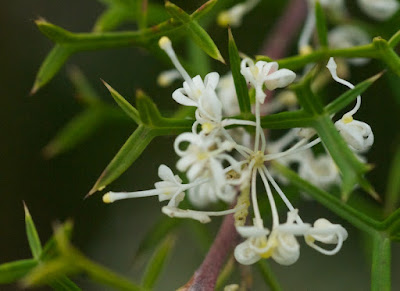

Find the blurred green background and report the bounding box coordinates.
[1,0,399,290]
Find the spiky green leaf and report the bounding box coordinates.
[88,125,155,195]
[228,29,251,116]
[165,1,224,63]
[24,203,42,259]
[102,81,141,124]
[0,259,37,284]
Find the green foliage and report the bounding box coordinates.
[228,29,251,117]
[141,235,175,288]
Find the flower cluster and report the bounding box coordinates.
[102,36,375,266]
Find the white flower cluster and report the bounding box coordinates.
[102,37,375,266]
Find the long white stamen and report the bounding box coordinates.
[103,189,162,203]
[270,129,299,152]
[264,137,321,161]
[327,57,361,117]
[159,36,196,90]
[263,166,305,225]
[258,168,279,227]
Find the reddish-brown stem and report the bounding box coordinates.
[180,1,308,290]
[260,0,308,59]
[179,213,238,291]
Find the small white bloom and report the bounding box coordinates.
[234,224,270,265]
[174,133,234,181]
[188,180,236,208]
[217,0,261,27]
[328,25,370,65]
[234,239,262,265]
[357,0,399,21]
[157,69,181,87]
[103,165,186,205]
[306,218,348,255]
[240,58,296,104]
[268,210,310,265]
[298,150,340,189]
[172,73,220,107]
[335,118,374,152]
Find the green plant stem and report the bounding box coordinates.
[371,233,391,291]
[257,261,282,291]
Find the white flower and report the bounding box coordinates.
[335,118,374,152]
[103,165,187,205]
[306,218,348,255]
[157,69,181,87]
[172,73,220,107]
[188,180,236,208]
[357,0,399,21]
[174,133,235,181]
[328,25,370,65]
[298,150,340,189]
[158,36,224,124]
[217,0,261,27]
[268,210,310,265]
[240,58,296,103]
[234,224,270,265]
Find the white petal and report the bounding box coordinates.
[176,154,198,172]
[172,88,198,107]
[234,240,261,265]
[264,69,296,91]
[158,164,176,182]
[335,119,374,152]
[204,72,220,90]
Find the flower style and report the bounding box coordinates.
[357,0,399,21]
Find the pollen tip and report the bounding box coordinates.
[158,36,171,50]
[102,192,113,204]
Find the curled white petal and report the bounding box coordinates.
[234,240,261,265]
[335,119,374,152]
[271,233,300,266]
[306,218,348,255]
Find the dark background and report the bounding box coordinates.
[1,0,399,290]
